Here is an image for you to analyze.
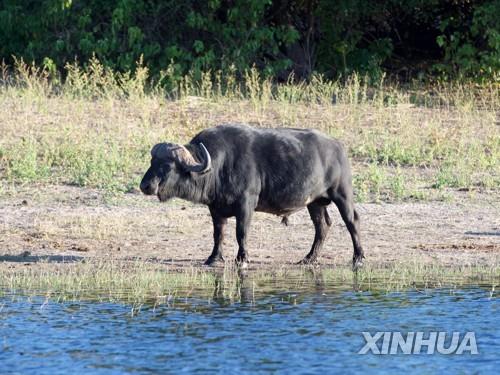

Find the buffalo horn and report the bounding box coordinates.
[151,142,211,174]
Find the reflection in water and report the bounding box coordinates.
[209,266,357,306]
[0,274,498,374]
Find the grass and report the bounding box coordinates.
[0,259,497,307]
[0,58,498,202]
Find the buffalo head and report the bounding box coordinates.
[140,142,211,201]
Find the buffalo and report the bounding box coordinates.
[140,124,364,268]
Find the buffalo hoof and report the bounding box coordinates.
[204,254,225,266]
[352,257,364,271]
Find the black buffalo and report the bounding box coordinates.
[140,124,364,268]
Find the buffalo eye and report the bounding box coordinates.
[151,159,172,176]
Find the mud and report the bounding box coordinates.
[0,185,498,269]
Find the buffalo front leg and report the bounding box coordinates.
[204,209,227,266]
[299,203,331,264]
[235,198,255,268]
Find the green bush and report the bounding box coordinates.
[434,0,500,80]
[0,1,498,81]
[0,0,298,78]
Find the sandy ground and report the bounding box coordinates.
[0,185,499,270]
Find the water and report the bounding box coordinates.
[0,280,498,374]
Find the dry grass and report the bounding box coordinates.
[0,58,498,202]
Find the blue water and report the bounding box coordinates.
[0,286,498,374]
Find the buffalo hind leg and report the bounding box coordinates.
[330,187,364,269]
[299,203,331,264]
[204,209,227,266]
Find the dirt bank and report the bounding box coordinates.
[0,185,499,270]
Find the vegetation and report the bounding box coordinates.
[0,1,499,81]
[0,59,498,202]
[0,259,498,307]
